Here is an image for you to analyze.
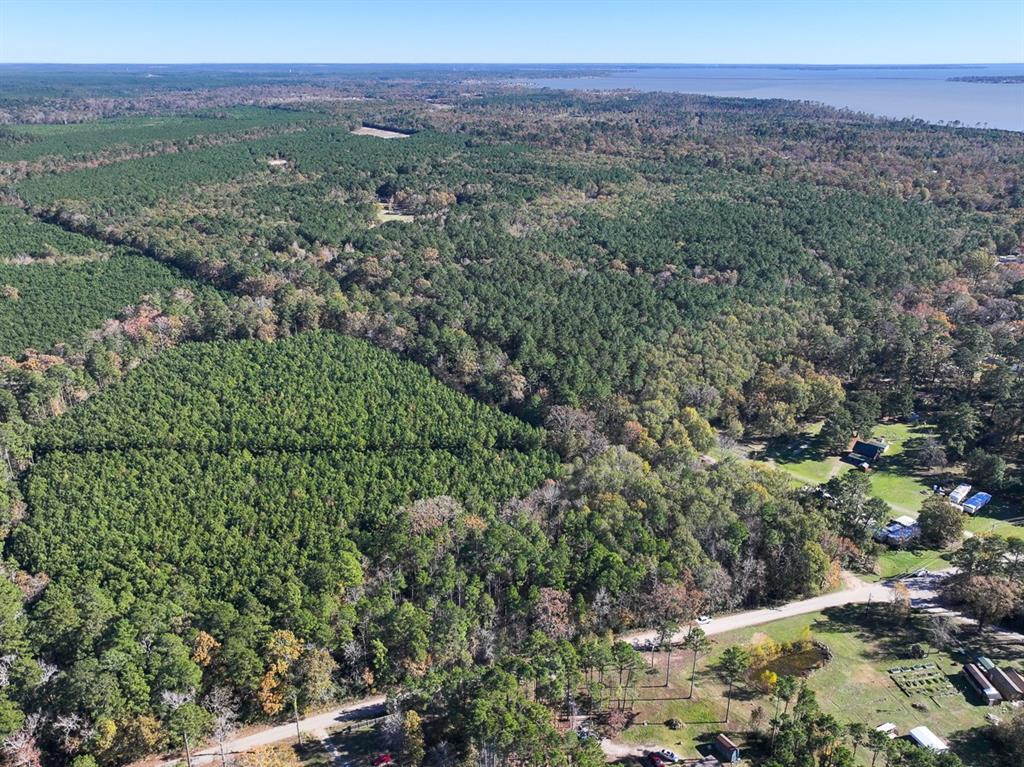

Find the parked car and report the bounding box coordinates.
[696,615,712,625]
[657,748,681,763]
[645,752,665,767]
[371,755,393,766]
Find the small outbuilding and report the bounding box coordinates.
[874,723,898,739]
[987,667,1024,701]
[908,726,948,752]
[949,484,972,504]
[712,734,740,764]
[976,656,996,674]
[964,663,1001,705]
[962,492,992,514]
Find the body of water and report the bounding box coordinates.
[531,64,1024,131]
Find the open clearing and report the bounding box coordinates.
[609,605,1021,766]
[374,202,415,223]
[351,125,411,139]
[743,420,1022,578]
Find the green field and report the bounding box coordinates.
[615,606,1020,765]
[752,420,1022,577]
[763,421,937,512]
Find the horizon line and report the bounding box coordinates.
[2,61,1023,67]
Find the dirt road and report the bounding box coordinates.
[147,573,971,767]
[620,572,939,647]
[151,695,386,767]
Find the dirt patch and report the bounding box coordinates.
[852,663,890,687]
[351,126,411,139]
[749,631,771,646]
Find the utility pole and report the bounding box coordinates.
[293,693,302,746]
[183,731,194,767]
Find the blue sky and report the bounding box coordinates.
[1,0,1022,64]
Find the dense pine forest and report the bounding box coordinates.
[0,65,1021,767]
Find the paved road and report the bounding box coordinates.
[620,572,938,647]
[149,695,386,767]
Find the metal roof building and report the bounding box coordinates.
[987,666,1024,701]
[908,726,948,752]
[964,663,1001,705]
[962,492,992,514]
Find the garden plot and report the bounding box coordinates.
[888,663,957,699]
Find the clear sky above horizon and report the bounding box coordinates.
[1,0,1022,65]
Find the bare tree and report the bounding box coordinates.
[204,687,240,766]
[544,406,608,460]
[0,655,16,688]
[926,614,960,652]
[381,710,405,753]
[161,690,196,767]
[51,714,91,756]
[3,714,42,767]
[36,661,58,686]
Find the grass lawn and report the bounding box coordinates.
[324,723,389,766]
[875,549,953,579]
[964,498,1024,540]
[754,421,1020,529]
[746,420,1022,578]
[749,422,938,512]
[611,605,1021,766]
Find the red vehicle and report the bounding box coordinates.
[645,752,665,767]
[371,755,393,766]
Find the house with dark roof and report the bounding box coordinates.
[850,439,886,464]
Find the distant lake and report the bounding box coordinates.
[531,64,1024,131]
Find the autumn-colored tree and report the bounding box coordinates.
[257,630,304,716]
[946,574,1023,631]
[401,710,426,767]
[191,631,221,668]
[533,587,575,641]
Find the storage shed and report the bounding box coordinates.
[908,726,948,752]
[987,667,1024,701]
[949,484,972,504]
[713,734,740,764]
[962,492,992,514]
[963,663,1001,705]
